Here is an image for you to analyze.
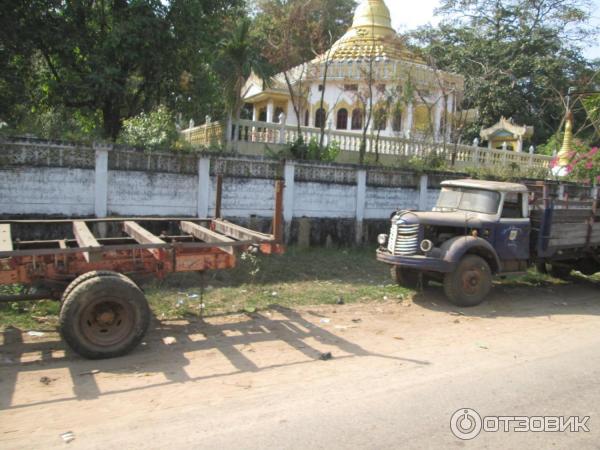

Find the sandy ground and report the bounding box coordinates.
[1,280,600,449]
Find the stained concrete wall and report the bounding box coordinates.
[0,167,95,216]
[365,187,419,220]
[107,171,198,216]
[208,177,275,217]
[294,182,357,218]
[0,141,462,245]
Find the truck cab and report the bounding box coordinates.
[376,179,532,306]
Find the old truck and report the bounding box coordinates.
[376,179,600,306]
[0,178,284,359]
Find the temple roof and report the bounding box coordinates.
[480,117,534,140]
[242,0,464,103]
[323,0,423,62]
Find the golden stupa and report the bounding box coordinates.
[327,0,422,62]
[557,111,574,166]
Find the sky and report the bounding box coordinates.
[386,0,600,61]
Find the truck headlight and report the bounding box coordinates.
[377,234,388,245]
[420,239,434,253]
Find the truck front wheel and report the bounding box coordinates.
[390,266,421,289]
[443,255,492,307]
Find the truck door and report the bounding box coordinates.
[495,192,530,261]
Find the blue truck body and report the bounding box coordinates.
[377,179,600,306]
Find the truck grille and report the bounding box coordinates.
[388,224,420,256]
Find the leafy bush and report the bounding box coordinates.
[269,137,341,162]
[119,105,178,149]
[551,146,600,184]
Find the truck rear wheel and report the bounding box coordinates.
[59,274,150,359]
[549,265,572,279]
[390,266,421,289]
[443,255,492,307]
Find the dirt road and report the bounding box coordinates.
[1,281,600,448]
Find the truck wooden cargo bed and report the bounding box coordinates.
[528,181,600,259]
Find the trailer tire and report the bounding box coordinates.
[60,275,150,359]
[390,266,422,289]
[61,271,132,304]
[443,255,492,307]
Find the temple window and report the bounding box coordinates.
[374,108,387,131]
[413,104,431,132]
[258,108,267,122]
[392,103,403,132]
[336,109,348,130]
[344,84,358,92]
[315,108,326,128]
[351,108,363,130]
[304,110,309,127]
[274,107,285,122]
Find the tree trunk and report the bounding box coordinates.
[102,99,121,141]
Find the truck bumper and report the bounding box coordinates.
[376,249,453,273]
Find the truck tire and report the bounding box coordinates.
[61,270,131,303]
[59,274,150,359]
[549,265,572,279]
[390,266,421,289]
[443,255,492,307]
[535,262,548,275]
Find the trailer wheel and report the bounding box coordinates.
[59,274,150,359]
[61,271,132,304]
[390,266,422,289]
[443,255,492,307]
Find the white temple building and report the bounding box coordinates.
[241,0,468,141]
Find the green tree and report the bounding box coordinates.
[119,105,178,148]
[583,94,600,141]
[252,0,355,139]
[214,17,272,145]
[1,0,243,140]
[411,0,597,146]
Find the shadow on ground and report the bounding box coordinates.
[412,273,600,319]
[0,305,427,412]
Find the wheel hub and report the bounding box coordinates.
[462,269,481,294]
[80,298,134,347]
[97,310,116,326]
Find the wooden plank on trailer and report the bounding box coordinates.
[123,221,165,245]
[0,224,12,252]
[73,221,102,263]
[180,221,235,255]
[212,219,273,242]
[123,221,166,259]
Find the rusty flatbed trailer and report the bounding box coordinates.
[0,180,284,359]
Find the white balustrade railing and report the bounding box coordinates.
[180,119,552,171]
[181,121,225,148]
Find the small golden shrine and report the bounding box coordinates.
[480,117,534,152]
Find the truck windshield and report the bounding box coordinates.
[436,187,501,214]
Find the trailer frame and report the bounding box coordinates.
[0,178,285,359]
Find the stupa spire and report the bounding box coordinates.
[558,111,574,167]
[351,0,394,32]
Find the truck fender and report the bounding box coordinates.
[439,236,501,274]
